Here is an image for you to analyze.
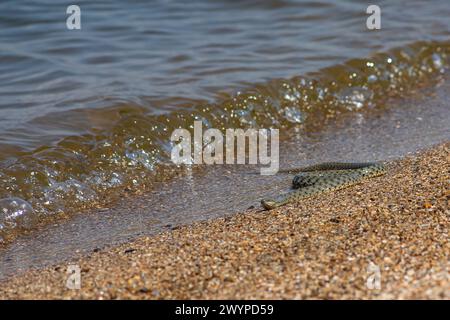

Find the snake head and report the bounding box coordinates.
[261,199,278,210]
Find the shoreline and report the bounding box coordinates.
[0,143,448,299]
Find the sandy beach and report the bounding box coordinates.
[0,143,448,299]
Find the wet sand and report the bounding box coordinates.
[0,143,448,299]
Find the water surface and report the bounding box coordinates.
[0,0,449,245]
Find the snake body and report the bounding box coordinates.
[261,162,386,210]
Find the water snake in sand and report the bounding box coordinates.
[261,162,387,210]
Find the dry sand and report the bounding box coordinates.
[0,143,448,299]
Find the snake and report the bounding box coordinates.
[261,162,387,210]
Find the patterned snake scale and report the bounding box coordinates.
[261,162,387,210]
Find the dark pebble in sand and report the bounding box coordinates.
[329,217,340,223]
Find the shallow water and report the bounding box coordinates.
[0,1,449,245]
